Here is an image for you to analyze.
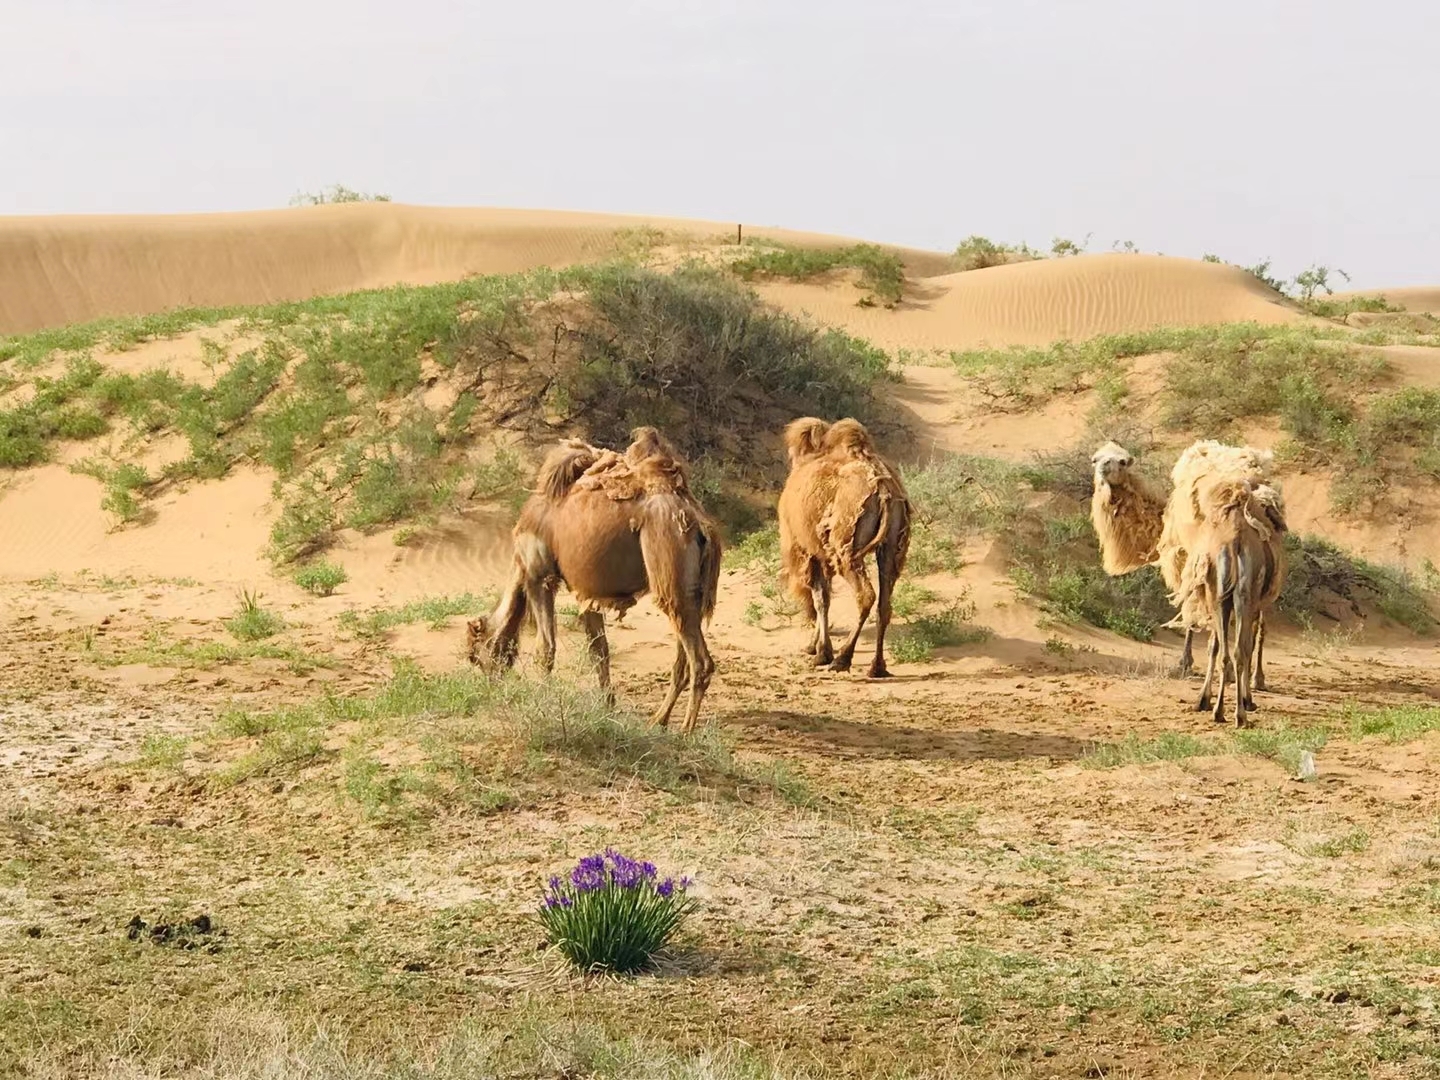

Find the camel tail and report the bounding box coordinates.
[885,490,912,580]
[640,504,722,623]
[698,518,723,625]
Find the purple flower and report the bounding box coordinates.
[656,878,675,898]
[679,876,693,890]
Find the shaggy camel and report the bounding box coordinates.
[466,427,723,732]
[1176,478,1288,727]
[1091,439,1287,684]
[778,417,911,678]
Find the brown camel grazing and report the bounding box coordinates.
[778,417,911,678]
[1177,478,1288,727]
[1090,439,1286,686]
[466,427,723,732]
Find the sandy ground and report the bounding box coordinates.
[3,209,1440,1076]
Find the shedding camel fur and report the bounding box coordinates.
[1174,479,1288,727]
[1090,439,1287,682]
[466,426,723,732]
[778,417,912,678]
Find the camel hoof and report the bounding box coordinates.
[1195,698,1211,713]
[1243,698,1258,712]
[812,652,834,669]
[828,658,853,674]
[803,642,817,656]
[866,664,892,680]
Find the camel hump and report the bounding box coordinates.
[821,418,878,458]
[536,439,603,501]
[784,417,830,464]
[569,427,697,503]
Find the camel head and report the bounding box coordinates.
[465,617,493,667]
[1090,441,1135,488]
[625,425,679,464]
[783,417,830,464]
[466,615,519,670]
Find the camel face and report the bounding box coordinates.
[465,617,495,668]
[1090,441,1134,486]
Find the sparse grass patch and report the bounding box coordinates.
[339,592,493,639]
[1084,724,1327,771]
[1342,703,1440,742]
[136,733,188,771]
[212,663,807,804]
[293,559,348,597]
[890,588,990,663]
[225,589,285,642]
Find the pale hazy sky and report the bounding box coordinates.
[5,0,1438,287]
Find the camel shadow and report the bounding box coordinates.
[725,708,1093,763]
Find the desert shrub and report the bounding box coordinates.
[952,236,1041,272]
[538,850,696,974]
[293,559,348,597]
[290,184,391,206]
[71,456,153,525]
[731,243,905,305]
[1279,534,1435,634]
[449,263,893,479]
[268,474,337,564]
[226,589,284,641]
[1008,510,1174,641]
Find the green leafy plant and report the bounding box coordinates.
[293,559,348,597]
[538,850,696,974]
[226,588,285,641]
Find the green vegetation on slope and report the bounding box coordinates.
[730,242,906,306]
[2,262,896,560]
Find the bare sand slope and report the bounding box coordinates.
[759,253,1302,353]
[0,204,952,336]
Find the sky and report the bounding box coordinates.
[4,0,1438,288]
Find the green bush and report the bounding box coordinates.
[293,560,348,597]
[226,589,285,641]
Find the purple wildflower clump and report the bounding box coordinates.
[538,849,696,974]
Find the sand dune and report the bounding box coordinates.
[759,253,1303,353]
[0,204,952,336]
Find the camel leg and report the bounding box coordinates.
[678,610,716,734]
[578,610,615,706]
[799,569,819,655]
[1174,627,1195,679]
[1252,611,1267,695]
[650,640,690,729]
[527,583,558,675]
[866,542,899,680]
[809,562,834,668]
[1235,605,1257,728]
[1196,629,1220,714]
[830,563,876,674]
[1211,596,1233,726]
